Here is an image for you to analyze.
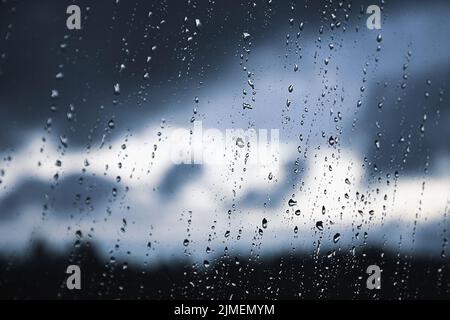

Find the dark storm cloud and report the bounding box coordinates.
[157,164,202,198]
[0,173,120,221]
[361,67,450,175]
[0,0,353,148]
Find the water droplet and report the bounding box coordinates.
[183,239,190,246]
[51,89,59,99]
[236,137,245,148]
[60,135,68,148]
[114,83,120,95]
[288,85,294,93]
[375,140,380,149]
[242,32,251,40]
[333,233,341,243]
[288,198,297,206]
[328,136,336,146]
[262,218,268,229]
[316,221,324,231]
[108,119,115,129]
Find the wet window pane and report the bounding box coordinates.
[0,0,449,301]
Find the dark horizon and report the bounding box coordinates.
[1,241,449,300]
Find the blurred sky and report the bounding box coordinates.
[0,0,449,267]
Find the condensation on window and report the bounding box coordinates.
[0,0,449,300]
